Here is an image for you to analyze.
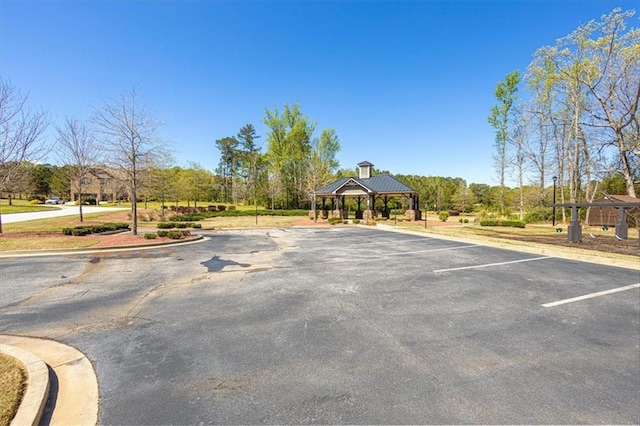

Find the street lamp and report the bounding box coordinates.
[552,176,557,226]
[425,204,428,229]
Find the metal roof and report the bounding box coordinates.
[316,175,417,196]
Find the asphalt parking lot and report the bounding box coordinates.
[1,227,638,424]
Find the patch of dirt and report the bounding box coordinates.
[0,231,200,249]
[90,233,201,248]
[495,232,640,257]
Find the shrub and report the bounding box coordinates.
[157,230,169,237]
[166,230,183,239]
[157,222,175,229]
[523,207,553,224]
[169,213,205,222]
[480,220,526,228]
[217,205,227,211]
[328,217,342,225]
[181,230,191,236]
[62,222,129,236]
[438,211,450,222]
[352,219,360,224]
[144,233,158,239]
[458,218,470,224]
[193,223,202,228]
[227,205,236,210]
[174,223,188,229]
[71,227,92,236]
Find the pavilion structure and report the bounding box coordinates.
[315,161,421,221]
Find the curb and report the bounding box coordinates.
[0,234,206,258]
[0,343,49,426]
[0,335,99,426]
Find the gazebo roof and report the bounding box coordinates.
[316,174,417,196]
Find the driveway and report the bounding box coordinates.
[1,204,128,223]
[1,227,638,424]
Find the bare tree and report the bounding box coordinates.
[0,79,49,233]
[56,116,98,222]
[93,89,162,235]
[578,8,640,197]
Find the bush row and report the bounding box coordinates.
[156,230,191,239]
[62,222,130,236]
[157,222,202,229]
[168,209,308,222]
[479,220,526,228]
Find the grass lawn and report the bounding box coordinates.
[0,198,60,214]
[0,354,25,426]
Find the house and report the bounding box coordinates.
[70,167,125,203]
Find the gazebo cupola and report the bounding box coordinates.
[358,161,373,179]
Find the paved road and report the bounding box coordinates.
[1,227,638,424]
[1,204,128,223]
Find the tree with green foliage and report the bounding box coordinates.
[236,124,262,207]
[264,102,316,209]
[307,128,341,221]
[214,136,239,204]
[26,163,52,198]
[488,70,521,211]
[146,151,176,215]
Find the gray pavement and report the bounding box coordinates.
[0,227,638,424]
[1,204,128,223]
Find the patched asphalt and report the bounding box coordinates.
[1,227,638,424]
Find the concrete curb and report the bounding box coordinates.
[0,343,49,426]
[0,234,206,258]
[374,224,640,270]
[0,335,99,426]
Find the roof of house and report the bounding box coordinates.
[316,175,417,196]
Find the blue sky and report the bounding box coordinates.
[1,0,637,185]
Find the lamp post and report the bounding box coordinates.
[552,176,557,227]
[425,204,428,229]
[394,202,398,225]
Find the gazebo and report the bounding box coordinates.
[315,161,421,221]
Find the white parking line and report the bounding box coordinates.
[542,283,640,307]
[433,256,551,273]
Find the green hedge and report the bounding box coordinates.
[157,222,202,229]
[479,219,526,228]
[62,222,130,236]
[169,209,308,222]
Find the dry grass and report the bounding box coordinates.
[199,215,308,229]
[393,220,640,260]
[0,353,25,426]
[0,234,100,251]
